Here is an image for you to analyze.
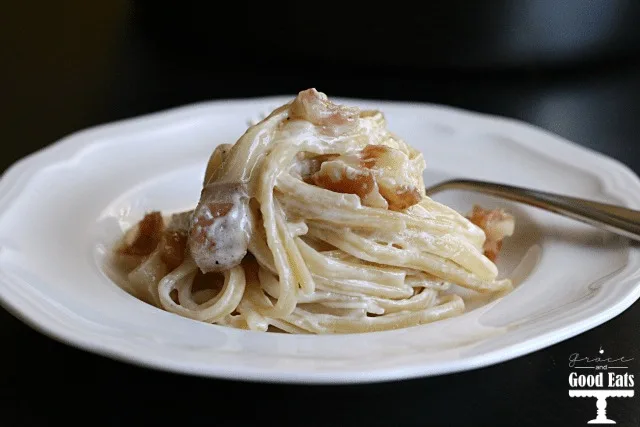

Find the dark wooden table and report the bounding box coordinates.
[3,3,639,426]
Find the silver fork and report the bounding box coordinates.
[424,179,640,242]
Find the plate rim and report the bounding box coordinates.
[1,95,640,384]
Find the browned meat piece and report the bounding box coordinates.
[467,205,515,262]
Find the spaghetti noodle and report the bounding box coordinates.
[113,89,515,333]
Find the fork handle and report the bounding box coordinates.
[425,179,640,242]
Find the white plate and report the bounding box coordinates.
[1,96,640,384]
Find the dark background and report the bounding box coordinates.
[2,1,640,425]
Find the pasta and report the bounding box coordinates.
[112,89,516,334]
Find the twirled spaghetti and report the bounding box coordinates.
[112,89,515,333]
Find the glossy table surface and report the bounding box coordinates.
[2,2,639,426]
